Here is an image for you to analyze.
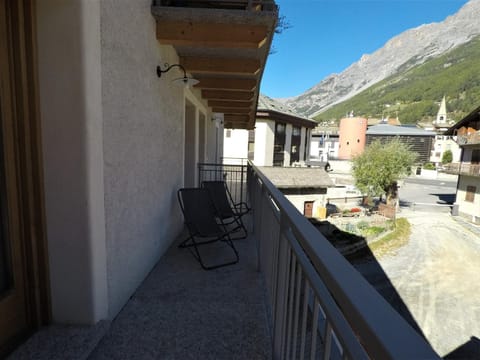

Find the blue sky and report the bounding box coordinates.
[261,0,470,99]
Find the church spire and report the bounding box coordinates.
[435,95,447,124]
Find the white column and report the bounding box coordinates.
[284,124,292,166]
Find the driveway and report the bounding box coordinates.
[355,208,480,358]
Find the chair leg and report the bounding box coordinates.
[180,232,239,270]
[225,216,248,240]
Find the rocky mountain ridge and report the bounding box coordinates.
[282,0,480,118]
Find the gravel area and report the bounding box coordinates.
[355,208,480,358]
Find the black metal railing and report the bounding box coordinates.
[198,162,248,205]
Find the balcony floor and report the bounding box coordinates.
[9,220,272,359]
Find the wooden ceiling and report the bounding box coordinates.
[152,2,277,129]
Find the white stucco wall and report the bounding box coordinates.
[37,0,108,324]
[37,0,212,323]
[285,194,327,216]
[223,129,248,160]
[430,137,461,164]
[100,0,188,318]
[253,120,274,166]
[457,175,480,222]
[284,124,292,166]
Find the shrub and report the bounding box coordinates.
[363,226,385,237]
[423,162,436,170]
[442,150,453,164]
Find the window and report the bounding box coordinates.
[472,149,480,165]
[274,122,286,166]
[226,129,231,138]
[466,185,476,202]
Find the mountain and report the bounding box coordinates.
[315,36,480,124]
[282,0,480,118]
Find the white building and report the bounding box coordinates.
[310,126,340,161]
[430,135,462,165]
[223,94,317,166]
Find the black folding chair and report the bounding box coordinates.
[201,180,250,239]
[177,187,239,270]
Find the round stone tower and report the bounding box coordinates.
[338,116,367,160]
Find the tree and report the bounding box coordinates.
[352,138,417,206]
[442,149,453,164]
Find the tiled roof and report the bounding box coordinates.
[258,166,334,189]
[257,94,316,126]
[366,124,436,136]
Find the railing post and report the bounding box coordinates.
[240,164,245,205]
[272,212,291,359]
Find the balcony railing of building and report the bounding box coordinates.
[199,161,439,358]
[249,162,438,359]
[444,162,480,177]
[198,162,248,205]
[457,131,480,146]
[154,0,277,11]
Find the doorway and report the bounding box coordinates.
[0,1,50,355]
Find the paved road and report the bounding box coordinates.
[355,208,480,358]
[399,177,457,213]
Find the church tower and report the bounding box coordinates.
[435,95,447,124]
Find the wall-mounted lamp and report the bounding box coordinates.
[212,112,224,129]
[156,62,199,87]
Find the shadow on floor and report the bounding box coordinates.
[9,225,272,360]
[310,219,427,342]
[445,336,480,359]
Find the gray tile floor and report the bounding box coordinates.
[10,223,272,360]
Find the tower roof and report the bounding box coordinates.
[435,95,448,124]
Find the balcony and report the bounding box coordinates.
[444,162,480,177]
[457,131,480,146]
[10,163,438,359]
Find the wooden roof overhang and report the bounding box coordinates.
[444,105,480,135]
[151,1,278,129]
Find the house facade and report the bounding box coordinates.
[310,125,340,161]
[444,105,480,223]
[0,0,277,354]
[430,135,462,165]
[223,94,317,166]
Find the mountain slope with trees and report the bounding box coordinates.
[281,0,480,118]
[314,36,480,124]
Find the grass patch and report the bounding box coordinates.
[368,217,411,258]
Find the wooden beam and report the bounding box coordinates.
[224,114,251,123]
[181,56,260,75]
[202,90,254,101]
[156,21,268,49]
[208,100,252,108]
[194,78,256,91]
[212,107,251,114]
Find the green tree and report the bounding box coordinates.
[352,138,417,206]
[442,149,453,164]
